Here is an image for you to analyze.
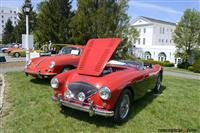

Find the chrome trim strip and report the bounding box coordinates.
[60,99,114,117]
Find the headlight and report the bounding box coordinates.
[49,61,55,68]
[77,92,85,102]
[51,77,59,89]
[64,90,74,99]
[99,86,111,100]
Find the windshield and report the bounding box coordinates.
[59,47,81,56]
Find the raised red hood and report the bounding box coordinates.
[77,38,121,76]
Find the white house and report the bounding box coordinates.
[0,7,19,41]
[132,16,180,64]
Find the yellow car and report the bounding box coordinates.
[9,49,44,58]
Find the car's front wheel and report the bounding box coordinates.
[113,89,132,123]
[14,52,20,58]
[61,66,72,73]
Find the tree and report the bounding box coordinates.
[2,19,15,44]
[14,0,37,43]
[70,0,138,59]
[70,0,130,44]
[173,9,200,63]
[34,0,73,45]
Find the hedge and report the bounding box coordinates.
[141,59,174,67]
[192,59,200,73]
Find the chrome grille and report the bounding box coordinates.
[68,82,98,100]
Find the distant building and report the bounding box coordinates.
[0,7,19,42]
[132,16,180,64]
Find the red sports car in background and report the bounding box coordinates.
[51,38,163,122]
[25,45,84,79]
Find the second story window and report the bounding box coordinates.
[166,39,168,43]
[10,10,12,13]
[2,20,4,23]
[144,28,146,33]
[1,15,3,18]
[143,38,145,45]
[160,27,162,34]
[138,38,140,45]
[138,29,141,33]
[163,27,165,34]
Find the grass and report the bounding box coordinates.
[164,67,200,76]
[1,72,200,133]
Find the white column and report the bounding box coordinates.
[25,15,29,62]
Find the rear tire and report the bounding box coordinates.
[14,52,20,58]
[154,74,162,93]
[113,89,132,123]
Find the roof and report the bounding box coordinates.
[135,16,176,26]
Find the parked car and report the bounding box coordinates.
[51,38,163,122]
[25,45,84,79]
[9,49,44,58]
[4,47,21,54]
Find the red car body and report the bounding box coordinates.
[51,38,163,122]
[25,45,84,79]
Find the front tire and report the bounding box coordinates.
[14,52,20,58]
[113,89,132,123]
[61,66,72,73]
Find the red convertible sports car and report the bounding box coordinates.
[25,45,84,79]
[51,38,163,122]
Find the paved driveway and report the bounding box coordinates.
[163,71,200,80]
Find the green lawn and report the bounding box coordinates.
[164,67,200,76]
[1,72,200,133]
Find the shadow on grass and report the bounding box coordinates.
[60,85,166,128]
[30,78,50,86]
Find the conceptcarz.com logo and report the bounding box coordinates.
[158,128,197,133]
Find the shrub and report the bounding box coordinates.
[188,66,194,71]
[177,62,190,69]
[141,59,174,67]
[192,59,200,73]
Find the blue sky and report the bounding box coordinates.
[0,0,200,23]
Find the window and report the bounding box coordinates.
[138,29,141,33]
[14,17,17,19]
[144,28,146,33]
[162,39,164,43]
[159,39,161,42]
[14,21,17,25]
[160,27,162,34]
[163,27,165,34]
[1,10,3,13]
[143,38,145,45]
[10,10,12,13]
[166,39,168,43]
[2,25,4,28]
[138,38,140,45]
[1,15,3,18]
[2,20,4,23]
[14,11,16,14]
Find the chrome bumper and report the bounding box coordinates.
[53,96,114,117]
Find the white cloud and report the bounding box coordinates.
[129,1,183,15]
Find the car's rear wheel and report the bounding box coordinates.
[154,74,162,93]
[14,52,20,58]
[113,89,132,123]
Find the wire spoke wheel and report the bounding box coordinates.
[119,94,130,119]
